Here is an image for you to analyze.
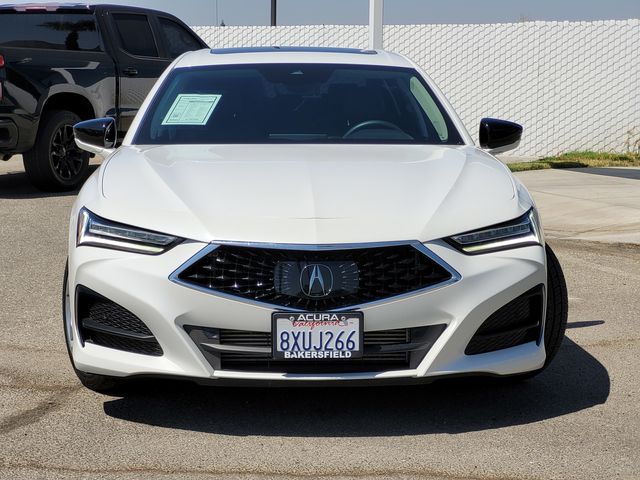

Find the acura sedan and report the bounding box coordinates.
[65,46,567,392]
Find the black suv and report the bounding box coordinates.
[0,4,207,190]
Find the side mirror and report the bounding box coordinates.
[479,118,522,154]
[73,117,117,157]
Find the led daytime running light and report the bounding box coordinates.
[77,208,180,254]
[448,209,542,254]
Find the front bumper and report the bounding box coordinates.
[0,118,18,151]
[0,112,38,154]
[66,240,547,383]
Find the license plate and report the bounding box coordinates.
[272,312,363,360]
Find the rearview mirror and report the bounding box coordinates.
[479,118,523,154]
[73,118,117,157]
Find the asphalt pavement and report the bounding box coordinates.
[0,156,639,479]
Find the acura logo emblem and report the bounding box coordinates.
[300,264,333,297]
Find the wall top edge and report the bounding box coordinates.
[192,19,640,29]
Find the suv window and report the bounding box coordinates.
[113,13,158,57]
[0,13,102,51]
[159,18,202,58]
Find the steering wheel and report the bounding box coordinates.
[343,120,404,138]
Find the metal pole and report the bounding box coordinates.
[271,0,277,26]
[369,0,383,49]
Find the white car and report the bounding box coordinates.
[65,47,567,392]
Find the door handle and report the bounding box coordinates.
[123,67,138,77]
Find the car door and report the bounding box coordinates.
[107,10,171,132]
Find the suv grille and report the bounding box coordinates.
[175,244,453,310]
[185,325,446,374]
[76,287,163,356]
[465,285,544,355]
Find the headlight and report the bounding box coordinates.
[77,208,181,254]
[446,208,543,254]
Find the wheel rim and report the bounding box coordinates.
[51,124,84,181]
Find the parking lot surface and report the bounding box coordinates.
[1,157,639,479]
[516,168,640,244]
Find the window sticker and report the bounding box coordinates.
[161,94,221,126]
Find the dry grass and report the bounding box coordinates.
[508,151,640,172]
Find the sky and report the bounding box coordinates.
[3,0,639,26]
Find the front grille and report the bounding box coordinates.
[465,285,544,355]
[176,244,453,310]
[76,286,163,356]
[185,325,446,374]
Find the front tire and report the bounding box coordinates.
[539,244,569,366]
[24,110,90,191]
[63,262,125,393]
[512,244,568,380]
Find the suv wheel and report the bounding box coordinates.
[23,110,90,191]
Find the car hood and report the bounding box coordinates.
[96,144,522,244]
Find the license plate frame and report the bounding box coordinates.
[272,312,364,360]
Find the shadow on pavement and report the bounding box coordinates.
[0,166,98,199]
[103,338,609,436]
[569,167,640,180]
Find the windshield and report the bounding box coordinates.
[134,63,464,145]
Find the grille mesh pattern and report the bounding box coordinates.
[465,285,544,355]
[85,299,153,336]
[177,244,452,310]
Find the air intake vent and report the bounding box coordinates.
[76,286,163,356]
[465,285,544,355]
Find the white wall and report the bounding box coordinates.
[192,20,640,157]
